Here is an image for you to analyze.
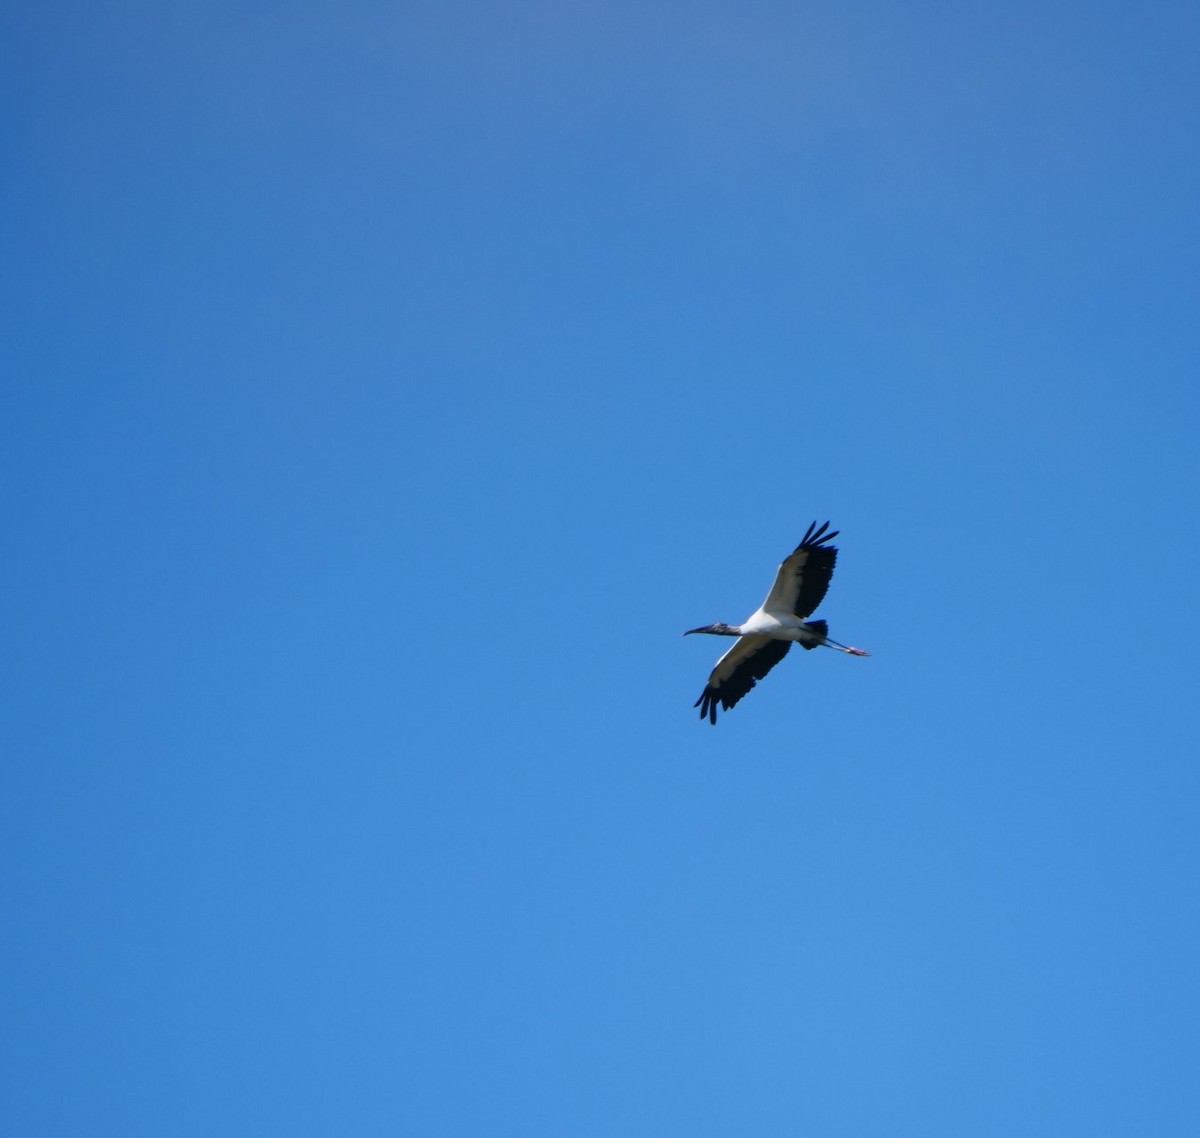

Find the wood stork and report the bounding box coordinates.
[684,521,869,724]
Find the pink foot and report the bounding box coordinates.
[846,647,870,656]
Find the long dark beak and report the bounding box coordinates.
[683,625,711,636]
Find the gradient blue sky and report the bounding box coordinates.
[4,2,1200,1134]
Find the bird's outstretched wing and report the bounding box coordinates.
[761,520,839,619]
[694,636,792,725]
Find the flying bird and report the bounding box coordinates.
[685,521,869,724]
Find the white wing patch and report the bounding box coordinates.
[761,548,812,615]
[709,635,773,686]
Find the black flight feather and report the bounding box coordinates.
[694,638,792,725]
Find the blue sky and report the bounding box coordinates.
[4,2,1200,1134]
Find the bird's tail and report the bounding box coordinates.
[800,620,827,649]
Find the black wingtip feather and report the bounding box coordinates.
[806,522,838,547]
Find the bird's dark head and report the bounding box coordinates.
[683,622,738,637]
